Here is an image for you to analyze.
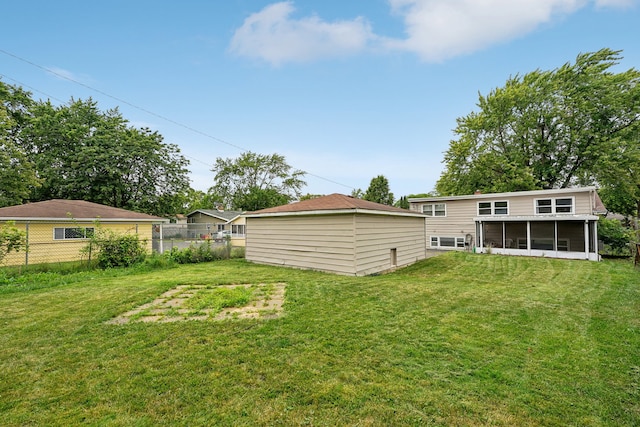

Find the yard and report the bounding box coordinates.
[1,252,638,426]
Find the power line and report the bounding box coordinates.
[0,73,67,105]
[0,48,356,191]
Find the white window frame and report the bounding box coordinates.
[231,224,245,236]
[430,236,465,248]
[534,197,575,215]
[477,200,509,216]
[53,227,94,240]
[422,203,446,217]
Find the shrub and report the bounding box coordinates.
[598,217,634,256]
[87,229,147,269]
[165,239,240,265]
[0,221,26,265]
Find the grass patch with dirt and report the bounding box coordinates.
[0,253,639,425]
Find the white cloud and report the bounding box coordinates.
[229,1,375,66]
[46,66,80,81]
[230,0,633,65]
[46,66,95,86]
[385,0,585,62]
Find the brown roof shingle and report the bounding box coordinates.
[246,193,424,217]
[0,200,166,222]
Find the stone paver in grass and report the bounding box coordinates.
[107,282,286,324]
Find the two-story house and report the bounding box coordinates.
[409,187,606,261]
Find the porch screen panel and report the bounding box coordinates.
[504,222,526,249]
[530,222,555,250]
[557,221,584,252]
[482,222,504,247]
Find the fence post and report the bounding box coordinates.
[25,222,29,267]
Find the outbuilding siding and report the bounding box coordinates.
[354,215,426,275]
[246,215,358,275]
[246,213,427,276]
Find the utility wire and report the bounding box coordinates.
[0,48,355,191]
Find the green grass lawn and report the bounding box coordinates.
[1,252,639,426]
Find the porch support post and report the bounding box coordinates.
[478,221,484,252]
[526,221,531,253]
[584,220,590,260]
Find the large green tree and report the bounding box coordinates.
[436,49,640,212]
[363,175,394,205]
[210,151,306,211]
[19,98,191,216]
[0,81,39,207]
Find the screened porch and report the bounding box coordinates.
[475,216,600,261]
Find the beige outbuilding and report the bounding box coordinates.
[244,194,427,276]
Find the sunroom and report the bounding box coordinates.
[475,215,600,261]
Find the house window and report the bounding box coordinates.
[53,227,94,240]
[431,236,465,248]
[423,203,446,217]
[478,201,508,216]
[535,197,574,214]
[231,224,245,236]
[555,198,573,213]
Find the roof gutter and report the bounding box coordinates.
[244,208,427,219]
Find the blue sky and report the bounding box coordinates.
[1,0,639,199]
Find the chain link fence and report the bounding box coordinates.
[2,222,245,267]
[153,223,245,254]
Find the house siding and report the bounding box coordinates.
[410,188,600,259]
[412,190,598,247]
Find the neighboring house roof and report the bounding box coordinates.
[245,193,426,218]
[0,199,167,222]
[186,209,245,222]
[409,186,607,215]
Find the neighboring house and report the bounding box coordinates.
[0,199,167,266]
[409,187,606,261]
[244,193,427,276]
[186,208,246,246]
